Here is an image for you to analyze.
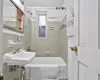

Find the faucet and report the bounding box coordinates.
[12,48,23,54]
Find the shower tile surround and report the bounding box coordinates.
[31,20,68,63]
[60,14,68,64]
[31,21,61,57]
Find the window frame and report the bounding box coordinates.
[36,11,47,39]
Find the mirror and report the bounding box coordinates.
[3,0,25,33]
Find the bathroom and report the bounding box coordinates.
[0,0,74,80]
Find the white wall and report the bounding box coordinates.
[3,7,16,21]
[62,0,75,79]
[62,0,74,20]
[0,0,3,76]
[63,0,74,8]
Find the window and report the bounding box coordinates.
[37,13,47,38]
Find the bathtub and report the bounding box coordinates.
[25,57,67,80]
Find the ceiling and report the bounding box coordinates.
[24,0,64,7]
[4,0,64,7]
[4,0,14,6]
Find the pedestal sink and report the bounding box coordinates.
[4,51,36,66]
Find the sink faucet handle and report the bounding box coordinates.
[18,48,24,53]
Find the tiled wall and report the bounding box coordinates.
[24,16,31,50]
[3,32,25,55]
[3,22,25,80]
[31,21,61,57]
[60,15,68,63]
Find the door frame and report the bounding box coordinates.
[0,0,4,76]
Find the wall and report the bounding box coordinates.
[3,12,32,80]
[4,21,16,28]
[3,21,25,55]
[4,13,32,51]
[31,21,61,57]
[3,30,25,80]
[60,14,68,63]
[3,27,24,80]
[24,15,31,50]
[3,32,24,54]
[4,18,31,51]
[0,0,3,75]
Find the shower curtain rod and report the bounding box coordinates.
[28,7,67,9]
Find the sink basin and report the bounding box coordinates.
[4,51,36,66]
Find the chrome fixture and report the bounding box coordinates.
[12,48,23,54]
[20,0,24,4]
[27,11,32,15]
[56,7,67,10]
